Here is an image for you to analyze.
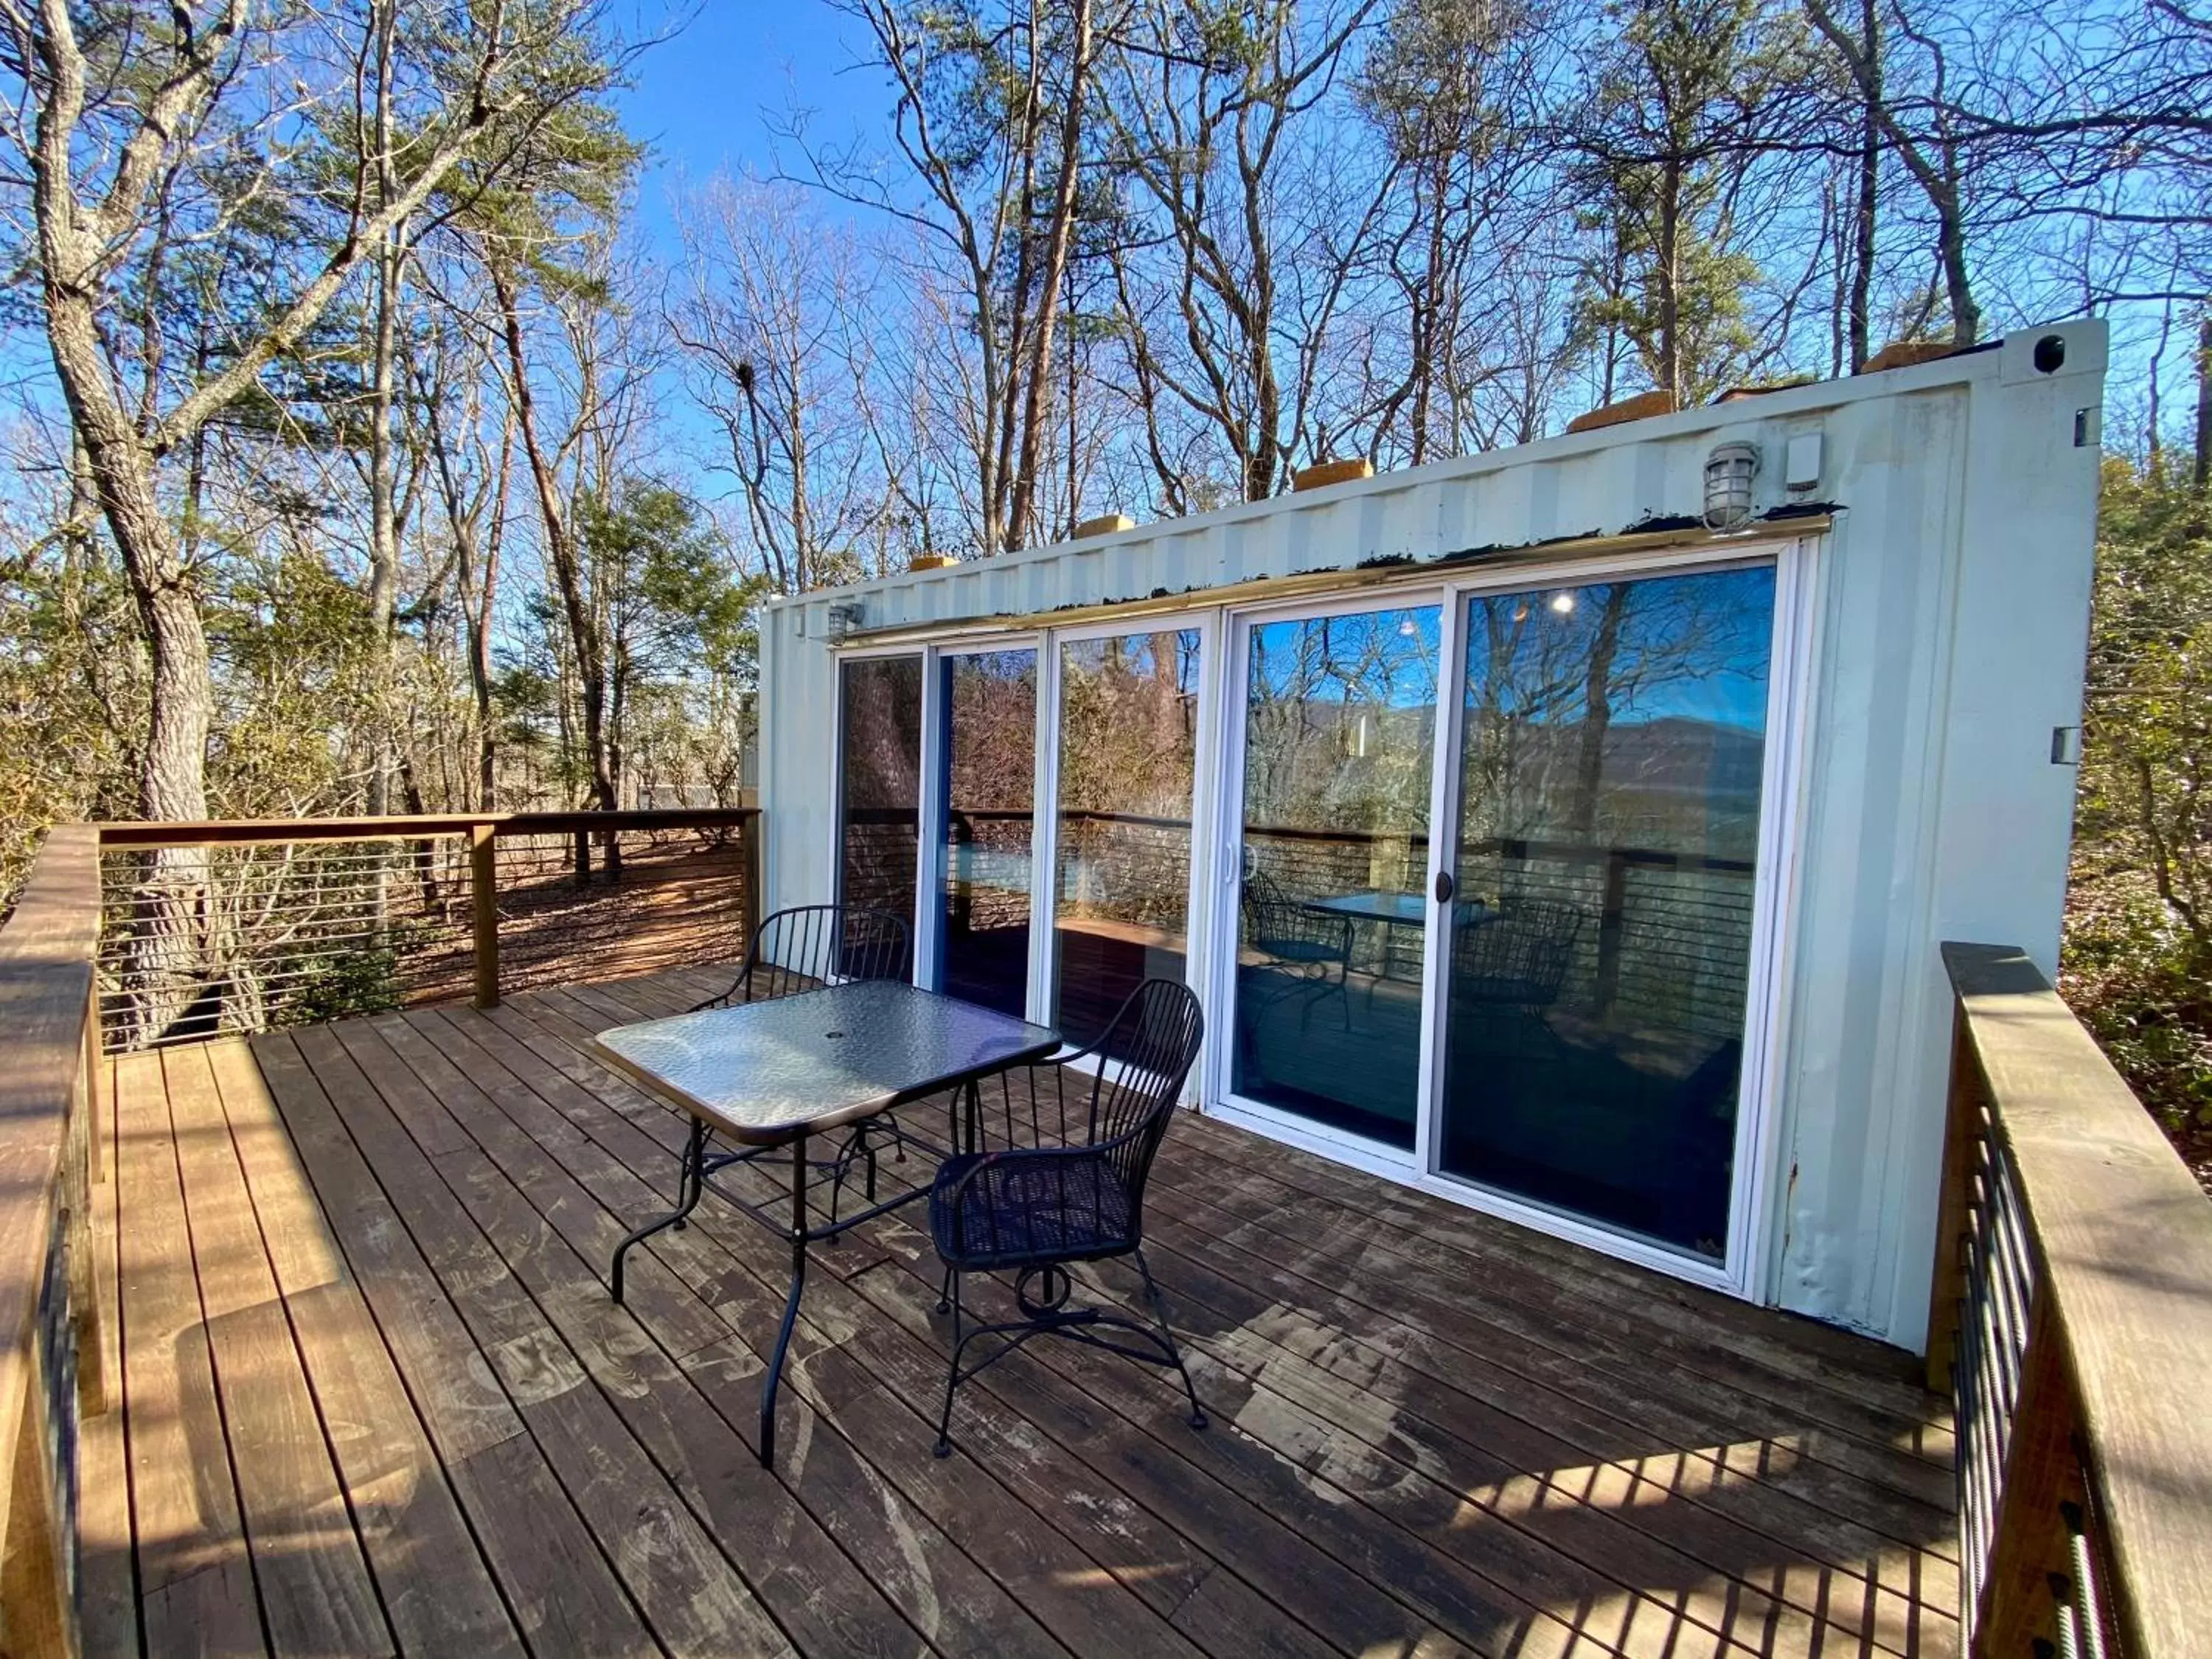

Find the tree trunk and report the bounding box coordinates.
[2194,308,2211,491]
[1848,0,1879,372]
[366,3,402,821]
[1006,0,1093,549]
[1658,159,1683,403]
[1570,586,1629,838]
[473,445,508,810]
[1935,170,1978,346]
[491,261,616,819]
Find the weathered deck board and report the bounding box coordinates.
[205,1040,525,1659]
[112,1048,263,1659]
[91,964,1961,1659]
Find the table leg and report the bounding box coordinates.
[758,1130,809,1468]
[611,1116,706,1304]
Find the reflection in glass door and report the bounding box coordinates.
[1436,566,1777,1259]
[1050,630,1201,1046]
[1229,604,1439,1150]
[933,648,1038,1017]
[838,655,925,942]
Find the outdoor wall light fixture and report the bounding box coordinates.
[824,601,865,643]
[1703,439,1761,532]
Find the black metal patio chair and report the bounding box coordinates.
[1450,897,1584,1059]
[1240,864,1354,1032]
[1451,896,1583,1011]
[611,903,913,1300]
[928,977,1208,1456]
[689,902,911,1011]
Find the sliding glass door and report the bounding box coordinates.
[837,655,925,933]
[931,647,1038,1017]
[1224,601,1440,1150]
[1048,628,1203,1047]
[1433,564,1778,1261]
[838,549,1792,1283]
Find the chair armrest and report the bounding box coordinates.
[688,950,762,1012]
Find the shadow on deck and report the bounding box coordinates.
[88,963,1959,1659]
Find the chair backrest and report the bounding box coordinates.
[1239,864,1344,959]
[1453,898,1583,1004]
[735,903,911,1004]
[1082,978,1205,1211]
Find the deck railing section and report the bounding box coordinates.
[1931,943,2212,1659]
[0,826,108,1656]
[95,809,759,1052]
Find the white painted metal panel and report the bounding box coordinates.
[759,321,2109,1348]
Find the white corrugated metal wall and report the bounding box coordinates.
[759,321,2107,1347]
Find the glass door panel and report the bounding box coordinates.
[1231,605,1439,1150]
[1051,630,1201,1047]
[934,648,1038,1017]
[838,655,924,966]
[1437,566,1776,1259]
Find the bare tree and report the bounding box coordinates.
[1804,0,1980,345]
[796,0,1099,552]
[1102,0,1386,503]
[1565,0,1821,405]
[669,177,910,591]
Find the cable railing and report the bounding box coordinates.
[95,809,759,1053]
[1930,944,2212,1659]
[909,809,1759,1036]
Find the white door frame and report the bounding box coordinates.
[834,533,1820,1303]
[1032,613,1222,1083]
[920,636,1043,1001]
[829,644,932,977]
[1202,585,1450,1168]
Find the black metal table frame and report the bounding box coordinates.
[609,1071,1004,1468]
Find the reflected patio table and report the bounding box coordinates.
[1300,890,1492,985]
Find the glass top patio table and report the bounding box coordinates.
[594,978,1060,1471]
[591,979,1061,1145]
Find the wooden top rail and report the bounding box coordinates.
[94,806,757,849]
[1943,942,2212,1659]
[0,824,103,1649]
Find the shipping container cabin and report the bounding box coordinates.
[757,320,2107,1350]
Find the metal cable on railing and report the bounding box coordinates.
[96,838,474,1051]
[92,812,759,1052]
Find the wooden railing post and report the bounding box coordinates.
[469,821,500,1010]
[740,810,762,952]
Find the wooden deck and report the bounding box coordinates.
[85,964,1960,1659]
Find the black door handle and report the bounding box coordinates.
[1434,870,1455,903]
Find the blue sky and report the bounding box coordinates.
[613,5,2185,449]
[615,6,890,254]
